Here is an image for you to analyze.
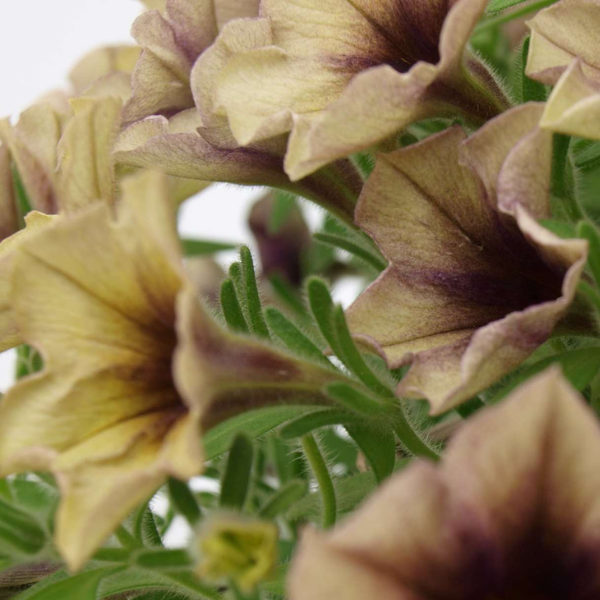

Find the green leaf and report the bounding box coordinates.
[168,478,201,526]
[13,567,123,600]
[286,461,409,521]
[486,0,533,14]
[279,408,354,440]
[259,480,309,518]
[220,279,249,334]
[240,246,270,339]
[513,36,547,104]
[573,141,600,172]
[181,239,238,256]
[489,347,600,404]
[267,274,307,316]
[307,278,392,397]
[540,219,577,239]
[203,406,314,460]
[220,434,254,510]
[345,424,396,483]
[325,382,386,416]
[135,548,193,570]
[577,222,600,287]
[313,232,387,272]
[0,498,46,555]
[264,307,332,368]
[132,502,163,547]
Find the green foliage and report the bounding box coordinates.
[181,238,238,256]
[220,434,255,510]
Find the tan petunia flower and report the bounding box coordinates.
[123,0,260,124]
[114,17,363,224]
[207,0,510,180]
[527,0,600,86]
[347,104,588,414]
[288,368,600,599]
[0,170,339,571]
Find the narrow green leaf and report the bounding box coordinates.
[13,567,123,600]
[313,232,387,272]
[306,277,338,348]
[325,382,386,416]
[264,307,332,368]
[486,0,535,14]
[220,434,254,510]
[477,0,557,32]
[0,498,46,554]
[135,548,193,570]
[301,435,336,528]
[331,306,393,398]
[240,246,270,339]
[456,396,486,419]
[489,347,600,404]
[259,480,309,518]
[345,424,396,483]
[279,408,354,440]
[577,222,600,288]
[220,279,249,334]
[133,502,163,547]
[181,238,238,256]
[514,36,547,104]
[168,478,201,526]
[573,141,600,172]
[203,406,314,459]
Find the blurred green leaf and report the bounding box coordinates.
[168,479,201,526]
[135,549,192,570]
[259,480,309,518]
[0,498,46,555]
[279,408,354,440]
[313,232,387,272]
[489,347,600,404]
[181,239,238,256]
[220,279,249,334]
[325,382,386,416]
[13,567,123,600]
[204,406,315,460]
[345,424,396,484]
[220,434,254,510]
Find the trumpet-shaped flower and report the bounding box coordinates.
[123,0,259,124]
[347,105,588,414]
[289,368,600,599]
[0,170,339,571]
[114,18,363,224]
[527,0,600,86]
[207,0,510,180]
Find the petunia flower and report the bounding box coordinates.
[123,0,260,124]
[208,0,511,180]
[0,170,339,571]
[114,18,363,224]
[288,368,600,599]
[346,104,588,414]
[527,0,600,86]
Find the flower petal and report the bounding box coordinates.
[527,0,600,85]
[56,97,122,212]
[540,59,600,140]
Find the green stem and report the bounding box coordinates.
[301,435,336,529]
[475,0,559,34]
[392,406,440,461]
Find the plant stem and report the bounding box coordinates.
[392,406,440,462]
[475,0,558,34]
[301,435,336,529]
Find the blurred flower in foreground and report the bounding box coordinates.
[289,368,600,599]
[0,171,338,570]
[196,514,278,592]
[209,0,510,180]
[527,0,600,86]
[347,104,588,414]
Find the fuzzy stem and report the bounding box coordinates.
[301,435,337,529]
